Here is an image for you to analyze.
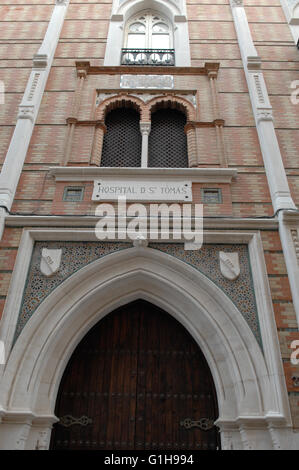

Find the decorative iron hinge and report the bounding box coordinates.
[59,415,93,427]
[180,418,214,431]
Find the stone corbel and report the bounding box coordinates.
[110,14,124,21]
[174,15,187,22]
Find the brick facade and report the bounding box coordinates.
[0,0,298,449]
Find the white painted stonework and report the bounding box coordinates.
[120,74,174,89]
[40,249,62,277]
[0,229,297,449]
[92,179,192,201]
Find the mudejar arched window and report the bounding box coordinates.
[148,108,188,168]
[101,107,142,167]
[121,10,175,66]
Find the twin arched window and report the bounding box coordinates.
[125,10,172,49]
[101,106,188,168]
[121,10,175,66]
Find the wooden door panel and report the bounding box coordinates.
[51,300,219,450]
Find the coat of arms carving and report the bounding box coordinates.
[219,251,240,281]
[40,248,62,277]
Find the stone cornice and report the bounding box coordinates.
[49,166,238,183]
[4,215,278,230]
[75,61,220,77]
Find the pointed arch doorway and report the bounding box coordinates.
[50,300,220,450]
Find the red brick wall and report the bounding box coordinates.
[0,0,298,430]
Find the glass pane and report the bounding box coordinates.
[127,33,146,49]
[151,34,170,49]
[152,22,169,33]
[129,22,146,33]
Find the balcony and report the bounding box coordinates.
[121,48,175,66]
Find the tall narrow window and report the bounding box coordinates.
[148,108,188,168]
[101,107,141,167]
[121,10,174,66]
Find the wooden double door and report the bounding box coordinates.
[51,300,219,450]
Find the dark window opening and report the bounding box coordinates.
[101,107,142,167]
[148,108,188,168]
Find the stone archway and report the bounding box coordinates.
[0,246,288,449]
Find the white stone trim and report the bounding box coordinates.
[49,166,238,183]
[104,0,191,66]
[229,0,296,214]
[278,211,299,326]
[230,0,299,325]
[0,0,70,236]
[0,228,293,449]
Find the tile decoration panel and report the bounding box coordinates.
[14,242,262,349]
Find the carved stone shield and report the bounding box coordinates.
[219,252,240,281]
[40,248,62,277]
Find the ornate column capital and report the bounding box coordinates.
[184,121,196,133]
[140,122,151,136]
[95,121,107,133]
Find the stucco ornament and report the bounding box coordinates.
[219,251,240,281]
[40,248,62,277]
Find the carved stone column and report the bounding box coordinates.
[214,119,228,168]
[139,122,151,168]
[61,67,88,166]
[90,121,107,166]
[61,117,77,166]
[207,69,228,167]
[184,122,198,168]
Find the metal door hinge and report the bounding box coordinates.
[180,418,214,431]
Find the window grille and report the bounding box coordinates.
[148,109,188,168]
[101,108,142,167]
[201,189,222,204]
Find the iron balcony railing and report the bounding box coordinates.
[121,48,175,66]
